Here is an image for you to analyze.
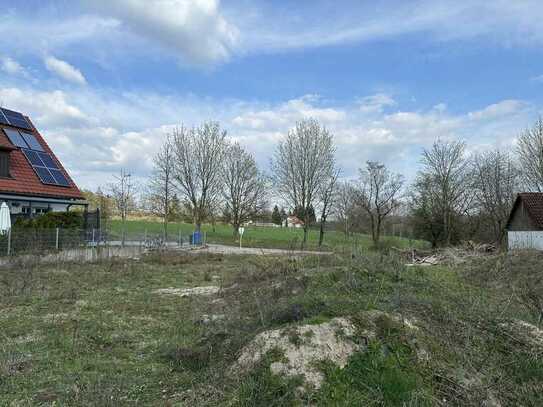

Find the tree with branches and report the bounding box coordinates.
[517,118,543,192]
[410,174,446,248]
[419,139,471,246]
[271,119,337,247]
[355,161,404,246]
[109,169,135,246]
[472,149,519,245]
[146,134,176,239]
[336,180,356,237]
[318,170,339,246]
[172,122,226,231]
[222,142,267,236]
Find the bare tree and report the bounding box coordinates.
[318,170,339,246]
[419,139,471,246]
[336,181,356,237]
[172,122,227,231]
[355,161,404,246]
[146,134,176,240]
[517,118,543,192]
[96,187,113,232]
[109,169,135,246]
[271,119,337,247]
[409,173,446,248]
[222,142,267,236]
[472,149,519,245]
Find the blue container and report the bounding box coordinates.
[191,231,202,245]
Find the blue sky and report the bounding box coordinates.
[1,0,542,189]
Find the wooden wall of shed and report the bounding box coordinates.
[508,201,536,231]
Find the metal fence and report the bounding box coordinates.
[0,227,206,257]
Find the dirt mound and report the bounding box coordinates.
[234,317,357,388]
[234,312,421,389]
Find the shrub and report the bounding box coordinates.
[14,211,84,229]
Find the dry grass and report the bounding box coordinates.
[0,249,541,405]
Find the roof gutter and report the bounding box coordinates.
[0,193,87,206]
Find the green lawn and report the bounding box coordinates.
[107,219,427,251]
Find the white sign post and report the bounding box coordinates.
[239,227,245,249]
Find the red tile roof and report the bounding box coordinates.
[0,117,84,200]
[507,192,543,230]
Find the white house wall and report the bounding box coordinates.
[508,231,543,250]
[1,199,69,214]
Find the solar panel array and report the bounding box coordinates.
[21,149,70,186]
[3,129,28,148]
[2,127,70,187]
[0,108,32,130]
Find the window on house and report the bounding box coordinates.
[34,207,48,215]
[0,151,10,178]
[22,207,31,214]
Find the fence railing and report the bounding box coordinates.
[0,227,206,257]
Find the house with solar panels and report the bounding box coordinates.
[0,107,87,219]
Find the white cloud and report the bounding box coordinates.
[44,56,87,85]
[0,14,119,56]
[531,74,543,83]
[232,95,345,130]
[358,94,397,114]
[467,99,526,121]
[83,0,239,65]
[0,80,537,189]
[239,0,543,53]
[1,1,542,69]
[0,57,29,77]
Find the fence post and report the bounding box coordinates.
[7,228,11,256]
[92,228,95,244]
[178,229,181,247]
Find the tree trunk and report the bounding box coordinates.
[121,215,126,247]
[370,216,379,247]
[319,218,325,247]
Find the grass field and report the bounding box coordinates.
[107,218,427,251]
[1,250,541,405]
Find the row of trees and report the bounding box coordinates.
[335,119,543,248]
[143,119,339,248]
[145,122,267,240]
[105,117,543,248]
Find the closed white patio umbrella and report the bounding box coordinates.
[0,202,11,235]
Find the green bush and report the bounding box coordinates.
[14,211,84,229]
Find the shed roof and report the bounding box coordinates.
[506,193,543,230]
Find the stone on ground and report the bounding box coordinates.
[153,286,220,297]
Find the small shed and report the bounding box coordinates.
[506,193,543,250]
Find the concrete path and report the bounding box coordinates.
[200,244,332,256]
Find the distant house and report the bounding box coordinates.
[506,193,543,250]
[286,215,304,228]
[0,107,87,220]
